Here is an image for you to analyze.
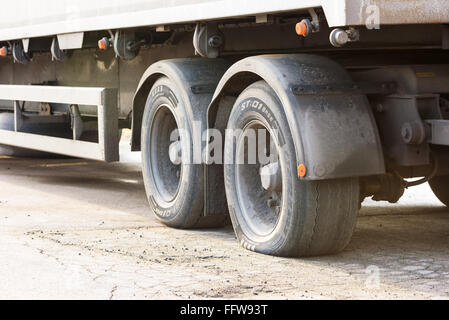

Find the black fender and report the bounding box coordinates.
[207,54,385,180]
[131,58,230,151]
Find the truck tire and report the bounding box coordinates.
[429,176,449,207]
[224,81,359,257]
[0,112,72,158]
[141,76,227,228]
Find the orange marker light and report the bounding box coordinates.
[98,37,109,50]
[298,164,307,178]
[295,19,311,37]
[0,46,7,57]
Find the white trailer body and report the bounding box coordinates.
[0,0,448,42]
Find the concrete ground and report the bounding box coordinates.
[1,137,449,300]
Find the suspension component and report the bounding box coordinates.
[113,30,139,60]
[98,30,149,60]
[193,23,224,58]
[12,41,32,64]
[401,121,426,145]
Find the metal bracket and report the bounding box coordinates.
[57,32,84,50]
[291,83,358,95]
[193,23,224,58]
[357,81,398,96]
[51,37,67,62]
[425,119,449,146]
[22,39,30,53]
[308,8,320,32]
[291,81,397,96]
[13,101,23,131]
[70,104,83,140]
[113,30,149,60]
[70,104,98,140]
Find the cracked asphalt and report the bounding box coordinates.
[1,136,449,299]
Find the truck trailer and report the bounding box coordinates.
[1,0,449,257]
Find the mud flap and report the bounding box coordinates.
[207,54,385,180]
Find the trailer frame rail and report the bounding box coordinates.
[0,85,119,162]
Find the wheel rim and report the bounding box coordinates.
[234,119,282,238]
[148,104,182,206]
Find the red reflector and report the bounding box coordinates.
[298,164,307,178]
[98,38,108,50]
[295,19,312,37]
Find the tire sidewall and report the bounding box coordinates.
[141,76,203,227]
[429,176,449,207]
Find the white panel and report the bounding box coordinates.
[22,38,30,52]
[0,85,104,105]
[57,32,84,50]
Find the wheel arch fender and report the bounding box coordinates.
[131,58,230,151]
[207,54,385,180]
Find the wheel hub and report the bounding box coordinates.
[260,162,281,192]
[169,140,182,165]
